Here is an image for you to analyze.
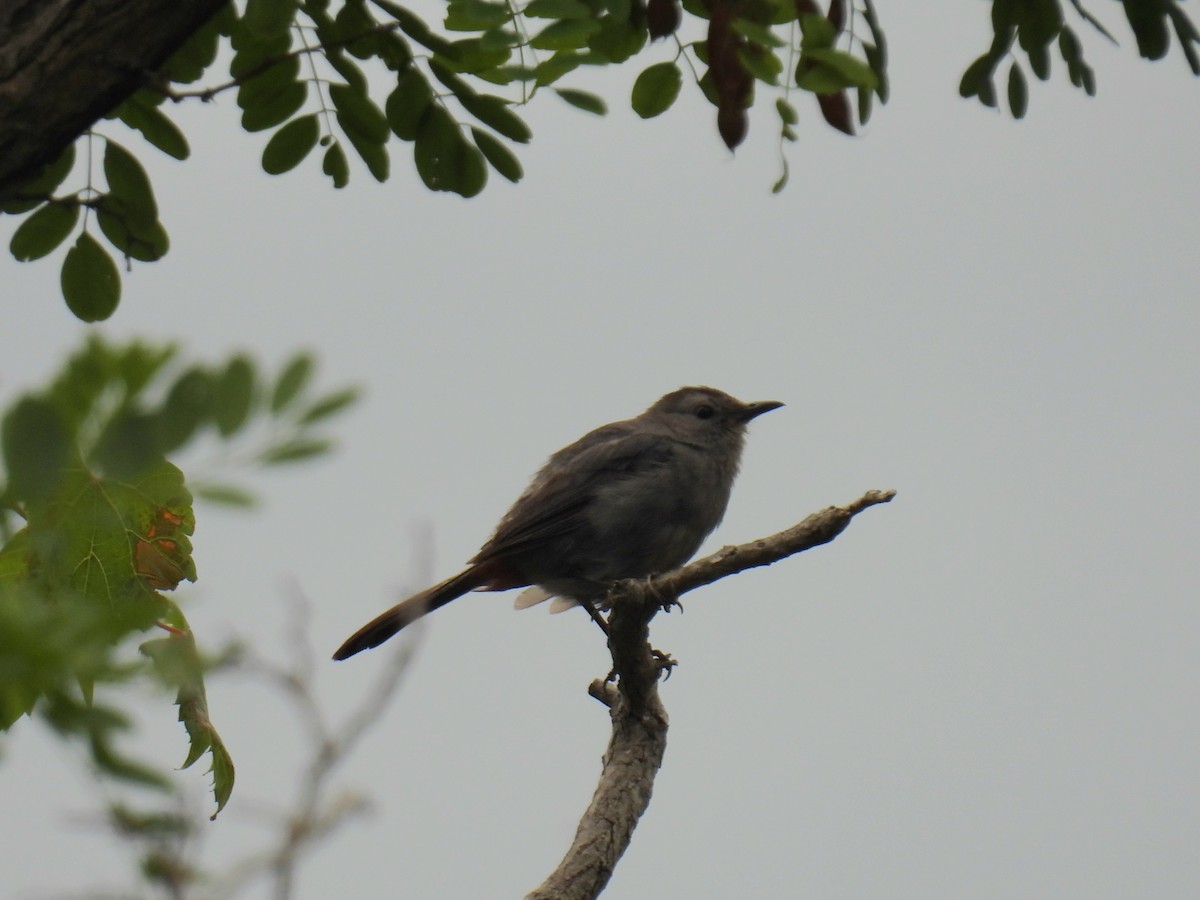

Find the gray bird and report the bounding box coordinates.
[332,386,781,660]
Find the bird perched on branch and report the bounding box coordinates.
[333,386,781,661]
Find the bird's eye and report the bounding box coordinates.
[694,404,715,420]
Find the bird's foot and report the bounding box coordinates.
[652,648,679,679]
[640,575,682,614]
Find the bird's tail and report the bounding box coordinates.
[332,568,484,660]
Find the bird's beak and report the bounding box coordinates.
[738,400,784,422]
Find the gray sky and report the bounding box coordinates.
[3,5,1199,898]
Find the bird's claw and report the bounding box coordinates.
[638,575,681,614]
[652,648,679,679]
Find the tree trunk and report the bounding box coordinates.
[0,0,227,195]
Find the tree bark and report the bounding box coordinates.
[0,0,227,195]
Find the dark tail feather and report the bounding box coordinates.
[332,568,483,660]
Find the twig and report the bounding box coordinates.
[209,594,422,900]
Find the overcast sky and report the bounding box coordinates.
[3,4,1199,899]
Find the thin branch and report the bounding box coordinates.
[210,594,422,900]
[527,489,896,899]
[651,487,896,602]
[159,21,404,103]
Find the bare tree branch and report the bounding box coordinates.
[210,594,422,900]
[528,489,896,899]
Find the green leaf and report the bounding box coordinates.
[342,126,391,182]
[978,72,998,108]
[478,26,522,53]
[631,62,683,118]
[1058,24,1082,67]
[802,48,878,90]
[0,143,76,214]
[732,19,786,48]
[324,47,370,92]
[114,342,175,396]
[335,0,382,57]
[95,196,169,263]
[471,127,523,182]
[213,355,256,437]
[524,0,591,17]
[298,387,361,425]
[479,63,537,85]
[62,700,171,789]
[799,13,837,48]
[329,84,390,143]
[157,367,213,452]
[1080,62,1096,95]
[387,69,435,141]
[262,115,320,174]
[445,0,511,30]
[775,97,798,125]
[329,84,390,181]
[105,804,193,840]
[9,202,79,262]
[429,56,477,99]
[739,44,783,85]
[243,0,298,37]
[231,26,290,70]
[414,105,488,197]
[1015,0,1063,52]
[377,30,415,70]
[535,52,585,86]
[241,81,307,132]
[140,622,235,819]
[587,14,647,63]
[92,412,163,479]
[103,141,157,228]
[530,19,601,51]
[260,438,334,464]
[458,94,532,143]
[796,61,850,93]
[41,142,79,192]
[375,0,457,57]
[271,352,315,413]
[116,97,190,161]
[27,459,196,602]
[1170,7,1200,75]
[1026,39,1051,80]
[236,52,304,111]
[445,36,513,72]
[2,398,72,503]
[323,142,350,188]
[1123,0,1170,61]
[165,8,226,83]
[192,483,257,508]
[861,0,888,57]
[857,84,872,124]
[959,54,996,98]
[863,41,889,101]
[61,233,120,322]
[771,157,789,194]
[1007,62,1028,118]
[554,88,607,115]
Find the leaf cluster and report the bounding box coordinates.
[0,336,358,818]
[2,1,1196,321]
[961,0,1199,118]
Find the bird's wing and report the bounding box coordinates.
[470,422,674,565]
